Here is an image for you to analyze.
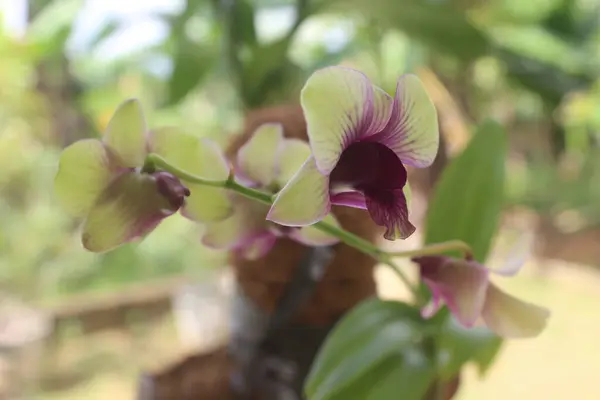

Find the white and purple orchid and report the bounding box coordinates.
[413,256,550,338]
[54,99,232,252]
[266,66,439,240]
[201,123,341,260]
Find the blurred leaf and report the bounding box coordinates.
[332,0,489,61]
[425,120,507,262]
[27,0,82,57]
[423,121,507,381]
[87,19,120,50]
[437,316,503,379]
[232,0,257,48]
[478,0,562,24]
[166,37,215,105]
[498,47,591,106]
[241,37,294,107]
[305,298,431,400]
[324,347,435,400]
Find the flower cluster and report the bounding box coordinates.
[54,99,231,252]
[200,122,340,260]
[53,66,549,338]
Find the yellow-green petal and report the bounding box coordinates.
[151,127,229,180]
[81,173,173,252]
[275,138,311,188]
[202,210,247,250]
[103,99,147,167]
[482,284,550,338]
[376,74,439,168]
[202,195,269,249]
[237,123,283,186]
[267,156,330,226]
[54,139,114,218]
[183,184,233,223]
[291,213,341,246]
[300,66,392,174]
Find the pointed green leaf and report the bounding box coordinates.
[305,298,424,400]
[322,347,435,400]
[423,120,507,379]
[166,38,215,105]
[425,120,507,262]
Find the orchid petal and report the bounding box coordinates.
[290,214,341,246]
[331,191,367,209]
[103,99,147,167]
[275,138,311,188]
[239,232,278,260]
[300,66,392,174]
[482,284,550,338]
[54,139,115,218]
[81,172,174,252]
[267,156,330,226]
[237,123,283,186]
[183,184,233,223]
[419,258,489,327]
[371,74,439,168]
[201,195,268,249]
[151,128,230,180]
[365,188,415,240]
[492,233,533,277]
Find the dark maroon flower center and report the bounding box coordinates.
[330,141,407,195]
[154,172,191,210]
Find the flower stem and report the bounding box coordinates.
[225,179,273,204]
[146,154,226,188]
[388,240,473,260]
[144,152,452,302]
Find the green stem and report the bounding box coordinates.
[388,240,473,260]
[147,153,383,261]
[146,154,226,188]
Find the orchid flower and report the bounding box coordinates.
[54,99,231,252]
[267,66,439,240]
[413,256,550,338]
[201,123,341,260]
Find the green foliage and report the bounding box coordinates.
[423,121,508,384]
[332,0,489,61]
[437,317,503,379]
[305,298,435,400]
[425,120,507,262]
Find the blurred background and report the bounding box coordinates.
[0,0,599,398]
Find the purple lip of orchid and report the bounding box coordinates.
[153,172,191,210]
[329,140,414,239]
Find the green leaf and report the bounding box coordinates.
[331,0,489,61]
[425,120,507,262]
[241,37,294,108]
[438,317,503,380]
[423,121,507,380]
[305,298,427,400]
[232,0,257,48]
[325,347,435,400]
[166,38,215,105]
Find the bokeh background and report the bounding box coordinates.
[0,0,599,398]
